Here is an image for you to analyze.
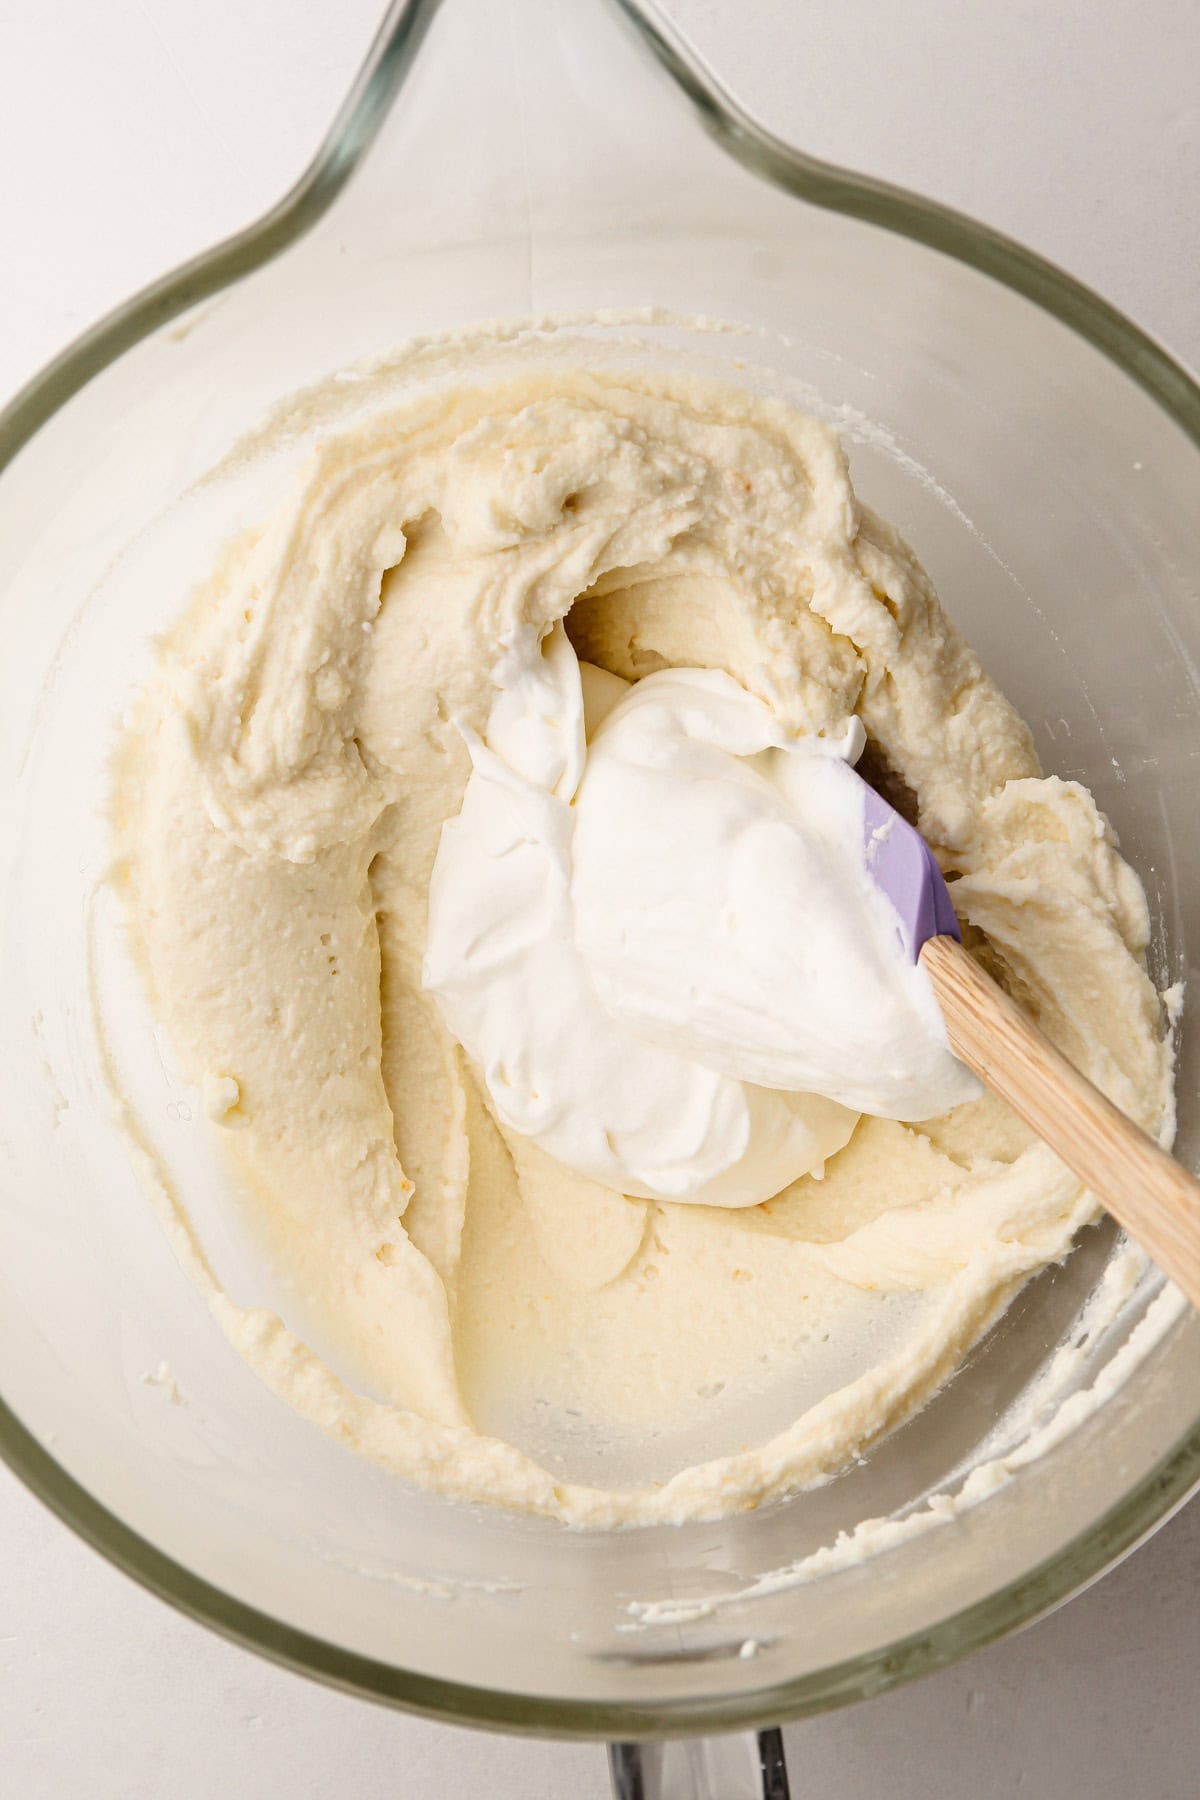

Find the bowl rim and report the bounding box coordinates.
[3,1384,1199,1737]
[2,0,1199,1738]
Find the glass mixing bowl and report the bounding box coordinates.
[2,0,1199,1790]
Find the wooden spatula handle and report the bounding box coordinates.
[920,932,1200,1312]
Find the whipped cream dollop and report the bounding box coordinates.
[423,623,978,1208]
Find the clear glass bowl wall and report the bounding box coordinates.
[0,0,1198,1735]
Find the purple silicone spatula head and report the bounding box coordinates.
[861,781,961,963]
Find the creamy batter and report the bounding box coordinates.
[111,345,1173,1526]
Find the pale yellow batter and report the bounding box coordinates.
[111,346,1172,1525]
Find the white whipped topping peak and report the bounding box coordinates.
[486,616,585,801]
[423,624,977,1208]
[572,665,978,1120]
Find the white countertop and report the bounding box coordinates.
[2,2,1197,1793]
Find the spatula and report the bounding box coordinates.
[863,782,1200,1311]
